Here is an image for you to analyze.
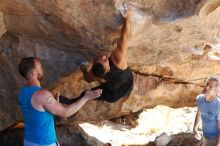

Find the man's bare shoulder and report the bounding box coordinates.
[32,89,53,103]
[110,55,127,70]
[35,89,51,96]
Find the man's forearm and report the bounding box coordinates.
[121,16,131,41]
[63,97,89,118]
[81,68,94,83]
[193,110,201,131]
[116,15,131,54]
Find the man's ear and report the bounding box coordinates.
[32,70,37,76]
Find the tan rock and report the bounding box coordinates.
[0,12,6,38]
[0,0,121,50]
[150,133,202,146]
[0,0,220,131]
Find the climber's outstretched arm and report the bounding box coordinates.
[111,8,131,70]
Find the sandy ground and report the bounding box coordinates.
[80,105,198,146]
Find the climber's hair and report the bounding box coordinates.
[19,57,38,79]
[92,63,107,78]
[205,76,220,96]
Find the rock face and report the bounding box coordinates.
[0,12,6,37]
[148,133,202,146]
[0,0,220,130]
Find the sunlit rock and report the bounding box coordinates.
[0,0,220,131]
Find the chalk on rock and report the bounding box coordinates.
[119,2,128,18]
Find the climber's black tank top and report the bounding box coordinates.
[97,59,133,102]
[59,59,133,104]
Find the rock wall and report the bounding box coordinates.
[0,12,6,37]
[0,0,220,130]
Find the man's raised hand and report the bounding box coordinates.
[84,89,102,100]
[120,2,131,19]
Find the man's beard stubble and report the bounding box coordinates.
[37,73,44,81]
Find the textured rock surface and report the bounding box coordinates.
[148,133,202,146]
[0,12,6,37]
[0,0,220,130]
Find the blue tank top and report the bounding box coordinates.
[19,86,56,145]
[196,94,220,138]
